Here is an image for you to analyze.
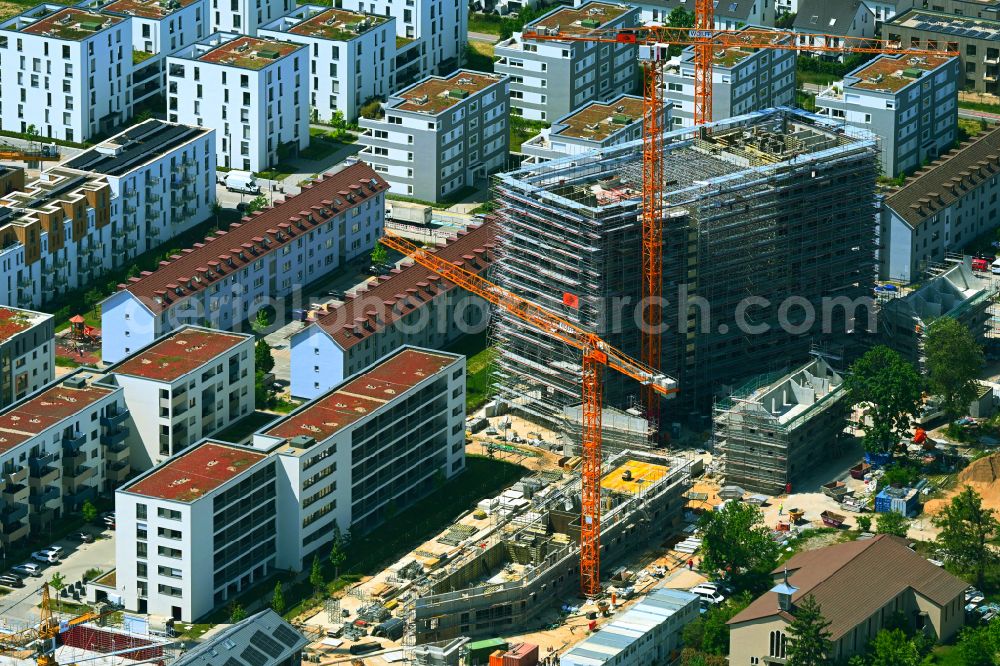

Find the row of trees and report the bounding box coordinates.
[846,317,984,455]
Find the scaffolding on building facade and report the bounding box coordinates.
[489,108,879,429]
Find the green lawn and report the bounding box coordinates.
[930,645,966,665]
[466,42,495,74]
[299,139,340,161]
[254,164,296,181]
[445,331,496,411]
[959,99,1000,114]
[796,70,840,87]
[467,12,504,35]
[510,117,548,152]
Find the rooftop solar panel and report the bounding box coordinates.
[249,632,283,659]
[271,624,301,648]
[240,646,268,666]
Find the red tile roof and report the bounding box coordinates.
[265,348,457,443]
[0,308,40,343]
[124,441,268,502]
[117,163,388,313]
[729,535,968,640]
[313,220,496,350]
[0,378,115,454]
[113,328,248,383]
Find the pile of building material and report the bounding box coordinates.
[674,536,702,555]
[437,523,478,547]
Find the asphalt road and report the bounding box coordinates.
[0,527,116,626]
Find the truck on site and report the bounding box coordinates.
[224,170,262,194]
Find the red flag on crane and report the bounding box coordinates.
[563,292,580,308]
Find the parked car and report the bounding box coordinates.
[0,575,24,588]
[689,583,726,604]
[367,264,391,276]
[31,551,58,564]
[12,563,43,577]
[42,545,63,559]
[73,532,95,543]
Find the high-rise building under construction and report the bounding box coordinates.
[490,108,879,429]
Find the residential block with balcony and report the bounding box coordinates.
[105,326,255,470]
[358,70,508,202]
[0,306,53,410]
[166,32,308,172]
[0,369,129,547]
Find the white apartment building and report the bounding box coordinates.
[358,70,509,201]
[108,326,254,470]
[881,127,1000,281]
[166,32,308,172]
[0,369,130,547]
[0,5,132,142]
[0,167,115,310]
[259,6,395,123]
[115,440,276,620]
[290,222,494,400]
[494,3,640,122]
[663,31,796,128]
[520,95,658,163]
[100,164,388,363]
[815,54,959,178]
[64,119,216,262]
[0,307,54,410]
[209,0,290,36]
[336,0,467,86]
[252,347,466,569]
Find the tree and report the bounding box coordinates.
[933,485,1000,589]
[855,515,872,532]
[875,511,910,538]
[84,288,103,314]
[868,629,920,666]
[246,194,268,213]
[210,201,223,226]
[844,346,923,454]
[925,317,984,419]
[81,499,98,523]
[254,371,271,407]
[49,572,66,613]
[955,626,996,666]
[271,581,285,615]
[229,602,247,623]
[679,594,751,657]
[329,539,346,580]
[698,501,779,589]
[310,555,324,594]
[785,595,832,666]
[252,307,274,335]
[370,243,389,267]
[255,338,275,374]
[667,6,695,27]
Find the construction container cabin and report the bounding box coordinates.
[490,107,879,426]
[714,357,850,495]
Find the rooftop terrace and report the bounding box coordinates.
[0,373,115,454]
[16,8,124,40]
[288,8,388,40]
[393,71,504,114]
[102,0,200,20]
[264,349,457,446]
[846,54,955,92]
[554,96,643,141]
[125,441,268,502]
[112,327,248,383]
[527,2,630,36]
[198,36,302,70]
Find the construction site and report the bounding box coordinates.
[489,107,880,425]
[714,356,851,495]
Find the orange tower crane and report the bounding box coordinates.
[379,232,678,597]
[522,23,956,425]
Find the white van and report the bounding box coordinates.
[224,170,262,194]
[991,258,1000,275]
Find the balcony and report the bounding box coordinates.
[147,192,161,203]
[17,277,33,289]
[29,464,59,487]
[101,410,129,429]
[124,187,138,199]
[2,481,28,504]
[105,441,130,463]
[63,431,87,452]
[146,175,161,186]
[17,291,34,309]
[29,485,59,507]
[4,466,27,485]
[149,225,161,237]
[79,245,94,257]
[124,239,138,252]
[124,222,139,234]
[65,484,97,508]
[102,426,129,447]
[106,460,130,483]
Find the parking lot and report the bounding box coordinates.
[0,526,116,626]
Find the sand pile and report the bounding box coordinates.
[925,452,1000,515]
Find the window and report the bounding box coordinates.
[769,631,787,659]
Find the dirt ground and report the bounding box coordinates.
[925,451,1000,516]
